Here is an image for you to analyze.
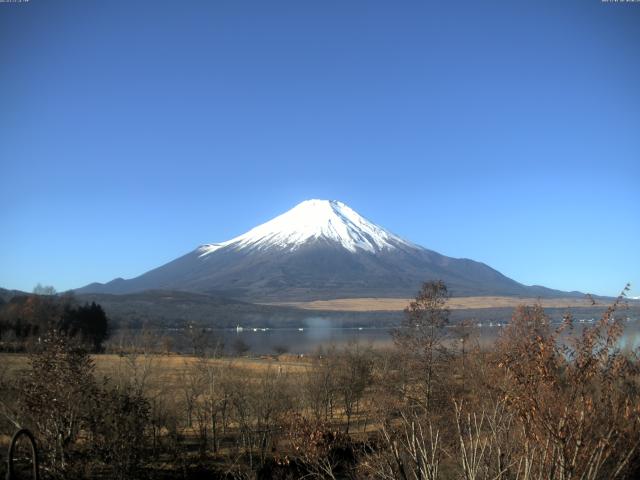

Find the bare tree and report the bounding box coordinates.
[335,343,373,433]
[393,281,450,412]
[17,330,99,477]
[362,410,442,480]
[33,283,57,296]
[305,347,338,422]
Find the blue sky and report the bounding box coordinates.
[1,0,638,297]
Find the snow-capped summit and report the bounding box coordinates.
[76,199,576,301]
[198,199,413,256]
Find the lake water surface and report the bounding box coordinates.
[135,316,640,355]
[227,320,640,354]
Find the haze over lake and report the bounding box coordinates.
[112,317,640,355]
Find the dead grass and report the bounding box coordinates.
[0,352,310,381]
[266,296,600,312]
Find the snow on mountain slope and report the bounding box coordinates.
[198,199,414,255]
[75,199,579,300]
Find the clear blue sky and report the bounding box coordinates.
[1,0,638,297]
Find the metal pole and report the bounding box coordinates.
[6,428,39,480]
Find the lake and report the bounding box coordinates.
[111,316,640,355]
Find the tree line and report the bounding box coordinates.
[0,288,109,352]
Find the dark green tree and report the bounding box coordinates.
[60,302,109,352]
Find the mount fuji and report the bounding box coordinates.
[77,200,574,301]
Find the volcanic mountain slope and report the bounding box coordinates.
[77,200,577,301]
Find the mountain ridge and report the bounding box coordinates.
[76,199,582,301]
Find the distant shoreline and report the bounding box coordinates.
[266,296,632,312]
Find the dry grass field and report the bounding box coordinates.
[267,295,601,311]
[0,352,310,386]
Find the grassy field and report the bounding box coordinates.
[0,352,311,379]
[0,352,311,440]
[267,295,604,311]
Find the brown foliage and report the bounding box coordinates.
[17,330,100,478]
[493,286,640,479]
[2,282,639,479]
[14,330,149,479]
[284,413,356,479]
